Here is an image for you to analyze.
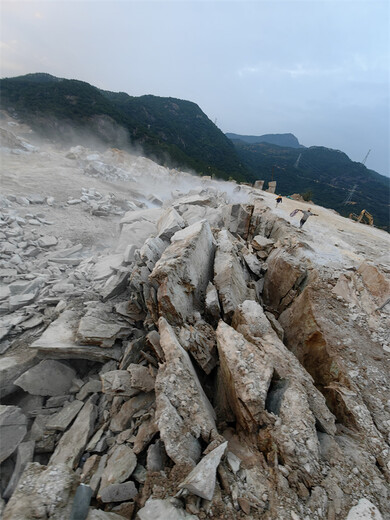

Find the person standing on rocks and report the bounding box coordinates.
[298,208,318,228]
[275,195,283,208]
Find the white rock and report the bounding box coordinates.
[346,498,383,520]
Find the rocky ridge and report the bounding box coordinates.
[0,118,389,520]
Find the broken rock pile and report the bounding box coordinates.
[1,172,389,519]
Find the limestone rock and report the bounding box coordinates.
[150,220,215,325]
[49,399,97,468]
[0,352,38,397]
[3,441,35,499]
[178,441,227,500]
[214,230,249,320]
[77,315,130,347]
[101,370,138,396]
[98,444,137,496]
[137,498,199,520]
[87,511,124,520]
[3,462,78,520]
[110,391,155,433]
[99,481,138,503]
[157,207,185,240]
[227,203,253,239]
[127,364,156,392]
[14,359,76,396]
[0,405,28,463]
[46,399,84,431]
[346,498,383,520]
[215,321,273,431]
[205,281,221,322]
[179,320,217,374]
[155,318,216,465]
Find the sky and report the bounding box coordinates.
[1,0,389,176]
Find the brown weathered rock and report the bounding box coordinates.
[110,392,155,433]
[228,203,254,239]
[98,444,137,497]
[178,319,217,374]
[127,364,155,392]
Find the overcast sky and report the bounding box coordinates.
[1,0,389,176]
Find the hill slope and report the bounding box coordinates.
[0,73,246,181]
[230,139,390,231]
[226,132,303,148]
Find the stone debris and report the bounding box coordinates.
[1,134,389,520]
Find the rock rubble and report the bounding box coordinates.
[1,127,389,519]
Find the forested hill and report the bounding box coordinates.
[226,132,303,148]
[0,73,247,181]
[230,139,389,231]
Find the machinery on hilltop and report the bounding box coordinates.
[349,209,374,226]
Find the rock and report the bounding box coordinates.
[38,235,58,247]
[150,220,215,325]
[100,270,129,302]
[205,281,221,322]
[139,236,168,270]
[251,235,274,252]
[346,498,383,519]
[0,406,28,463]
[157,207,185,240]
[262,248,307,312]
[49,399,97,468]
[29,414,56,453]
[110,392,155,433]
[9,292,38,311]
[133,412,158,454]
[82,454,108,495]
[215,321,273,431]
[146,439,166,471]
[76,380,102,400]
[29,310,122,361]
[137,498,199,520]
[46,399,84,431]
[87,510,124,520]
[118,208,162,251]
[99,481,138,503]
[98,445,137,496]
[242,248,263,276]
[227,203,253,239]
[14,359,76,396]
[178,320,217,374]
[127,364,156,392]
[123,244,137,264]
[178,441,227,500]
[155,318,217,465]
[77,315,129,347]
[101,370,138,397]
[214,230,249,320]
[3,462,78,520]
[0,351,37,397]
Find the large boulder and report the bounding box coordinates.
[14,360,76,396]
[150,220,215,325]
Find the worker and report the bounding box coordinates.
[298,208,318,228]
[275,195,282,208]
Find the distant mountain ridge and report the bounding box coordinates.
[226,132,304,148]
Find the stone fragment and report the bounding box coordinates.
[100,270,129,302]
[98,445,137,496]
[0,352,37,397]
[14,359,76,396]
[155,318,216,465]
[0,406,28,463]
[29,415,56,453]
[110,392,155,433]
[216,321,273,431]
[123,244,137,264]
[251,235,274,252]
[179,320,217,374]
[139,236,168,270]
[49,399,97,468]
[87,510,124,520]
[77,315,128,347]
[118,208,162,251]
[146,439,166,471]
[150,220,215,325]
[3,462,78,520]
[179,441,227,500]
[137,498,199,520]
[46,399,84,431]
[99,481,138,503]
[76,379,102,400]
[133,412,158,454]
[205,281,221,322]
[346,498,383,520]
[127,364,156,392]
[157,207,185,240]
[38,235,58,247]
[227,203,253,239]
[101,370,138,397]
[214,230,249,320]
[9,292,37,311]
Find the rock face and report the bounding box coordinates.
[1,128,389,519]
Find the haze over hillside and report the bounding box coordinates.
[0,73,389,230]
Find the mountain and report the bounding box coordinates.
[230,139,390,231]
[226,132,303,148]
[0,73,246,181]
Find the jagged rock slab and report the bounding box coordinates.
[205,281,221,322]
[46,399,84,431]
[118,208,162,251]
[155,318,216,465]
[100,270,130,302]
[99,481,138,503]
[29,310,122,361]
[49,399,97,468]
[3,440,35,499]
[150,220,215,325]
[77,315,130,347]
[92,253,124,281]
[345,498,383,519]
[214,229,249,320]
[110,391,155,433]
[137,498,199,520]
[0,405,28,463]
[139,236,168,270]
[3,462,78,520]
[14,359,76,396]
[179,320,217,374]
[157,207,185,240]
[227,203,253,239]
[178,441,227,500]
[232,300,336,436]
[0,351,38,397]
[216,321,273,432]
[127,364,155,392]
[98,444,137,496]
[101,370,139,397]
